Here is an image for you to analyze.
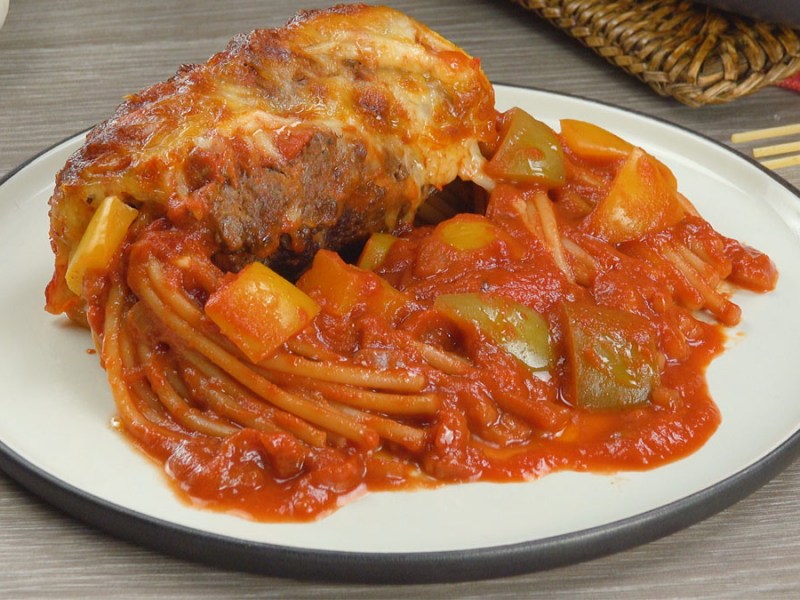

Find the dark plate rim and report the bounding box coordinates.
[1,85,799,584]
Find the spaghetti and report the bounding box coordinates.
[45,6,777,521]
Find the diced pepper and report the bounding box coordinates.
[486,108,565,187]
[297,250,409,321]
[437,217,498,251]
[373,279,411,323]
[357,233,397,271]
[413,214,522,279]
[583,147,684,244]
[560,119,633,163]
[297,250,366,317]
[435,293,552,371]
[65,195,139,295]
[205,262,320,363]
[562,300,660,410]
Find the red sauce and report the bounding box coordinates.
[113,145,776,523]
[123,183,777,523]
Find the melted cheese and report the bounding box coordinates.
[46,4,497,319]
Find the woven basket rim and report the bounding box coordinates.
[510,0,800,106]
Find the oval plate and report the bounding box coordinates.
[1,85,799,583]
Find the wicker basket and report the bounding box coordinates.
[510,0,800,106]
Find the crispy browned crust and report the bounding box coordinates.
[46,4,497,320]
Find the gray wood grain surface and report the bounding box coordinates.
[1,0,799,597]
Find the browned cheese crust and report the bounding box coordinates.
[46,4,497,321]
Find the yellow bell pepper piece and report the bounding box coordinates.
[437,218,498,251]
[298,250,409,322]
[584,148,684,244]
[65,195,138,295]
[560,119,633,163]
[357,233,397,271]
[205,262,320,363]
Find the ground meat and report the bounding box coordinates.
[206,129,414,278]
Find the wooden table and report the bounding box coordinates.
[1,0,799,596]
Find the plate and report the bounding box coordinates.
[1,85,800,583]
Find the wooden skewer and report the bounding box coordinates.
[760,154,800,170]
[753,140,800,158]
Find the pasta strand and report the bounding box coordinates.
[136,259,381,448]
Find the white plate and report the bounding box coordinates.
[1,85,800,582]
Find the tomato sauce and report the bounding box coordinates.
[110,121,777,523]
[135,171,775,521]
